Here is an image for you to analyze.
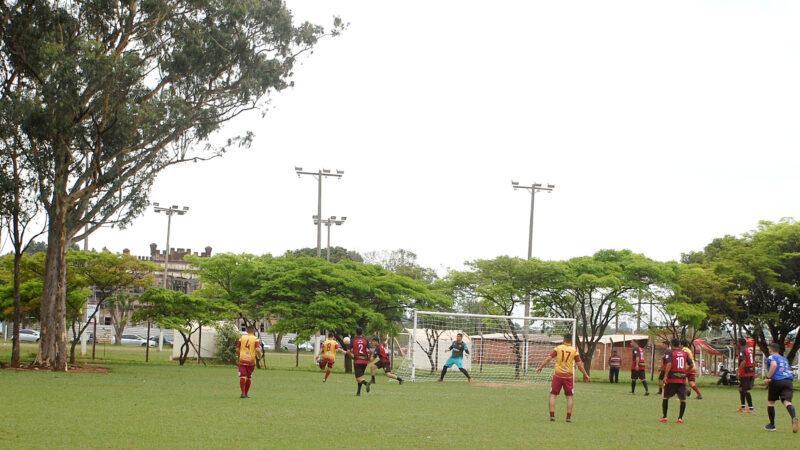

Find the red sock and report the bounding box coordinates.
[693,385,702,395]
[566,413,572,419]
[325,370,331,380]
[245,378,252,395]
[549,411,555,417]
[240,378,246,395]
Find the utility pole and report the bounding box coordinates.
[152,203,189,360]
[512,180,555,374]
[295,167,344,257]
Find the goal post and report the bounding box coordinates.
[395,310,576,384]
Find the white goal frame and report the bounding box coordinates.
[406,310,576,383]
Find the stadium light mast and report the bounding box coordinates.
[296,167,344,257]
[313,215,347,261]
[512,180,555,374]
[153,203,189,359]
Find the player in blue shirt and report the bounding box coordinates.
[764,342,798,433]
[437,333,473,382]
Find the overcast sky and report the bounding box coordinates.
[82,0,800,273]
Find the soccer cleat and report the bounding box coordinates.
[356,392,360,396]
[566,417,572,423]
[660,418,668,424]
[686,391,691,397]
[630,392,636,395]
[793,417,799,433]
[468,378,473,383]
[365,382,370,393]
[240,394,247,399]
[677,419,683,424]
[696,395,703,400]
[764,424,776,432]
[322,379,326,383]
[736,407,747,412]
[437,378,443,382]
[747,408,755,413]
[644,392,650,396]
[550,416,555,422]
[398,378,404,385]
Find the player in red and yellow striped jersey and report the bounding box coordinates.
[236,325,262,398]
[537,334,591,422]
[316,332,347,382]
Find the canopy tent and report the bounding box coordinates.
[692,339,722,356]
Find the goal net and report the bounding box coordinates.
[394,310,576,384]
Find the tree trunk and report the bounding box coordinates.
[11,251,22,367]
[34,200,69,371]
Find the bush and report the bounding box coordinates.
[215,323,240,365]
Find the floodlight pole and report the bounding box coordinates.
[512,180,555,374]
[314,216,347,261]
[295,167,344,257]
[153,203,189,360]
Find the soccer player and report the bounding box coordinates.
[630,340,650,395]
[660,338,693,424]
[536,333,591,422]
[350,327,371,396]
[657,341,668,395]
[316,332,347,382]
[680,339,703,399]
[369,336,403,385]
[763,342,798,433]
[236,325,262,399]
[608,350,621,383]
[437,333,472,382]
[736,337,756,413]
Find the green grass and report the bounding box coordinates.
[2,342,799,448]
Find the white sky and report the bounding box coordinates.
[86,0,800,273]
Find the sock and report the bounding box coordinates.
[768,406,775,425]
[745,392,753,408]
[631,380,636,393]
[245,378,251,395]
[324,370,331,380]
[739,391,746,408]
[549,411,555,418]
[440,367,448,379]
[787,404,796,420]
[692,385,702,396]
[357,382,362,394]
[459,368,471,379]
[371,375,375,383]
[662,399,668,418]
[642,381,649,392]
[240,378,246,395]
[566,412,571,419]
[679,401,686,419]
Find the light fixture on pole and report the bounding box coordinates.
[313,215,347,261]
[152,203,189,359]
[511,180,555,374]
[296,167,344,257]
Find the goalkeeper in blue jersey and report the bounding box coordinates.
[437,333,473,382]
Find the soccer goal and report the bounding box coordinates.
[394,310,576,385]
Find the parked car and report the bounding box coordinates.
[18,329,40,343]
[120,334,155,347]
[148,335,174,347]
[282,339,315,352]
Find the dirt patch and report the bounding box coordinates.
[471,382,528,389]
[1,363,110,373]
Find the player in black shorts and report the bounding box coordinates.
[369,336,403,385]
[350,328,371,396]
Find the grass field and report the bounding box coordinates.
[1,342,798,449]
